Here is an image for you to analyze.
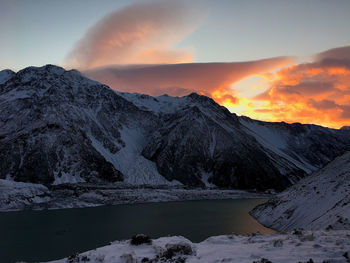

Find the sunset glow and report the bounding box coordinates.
[2,0,350,129]
[216,53,350,128]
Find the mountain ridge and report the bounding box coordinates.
[1,64,350,190]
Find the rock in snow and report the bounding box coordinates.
[49,231,350,263]
[251,151,350,231]
[1,65,350,190]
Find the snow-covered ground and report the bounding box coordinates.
[0,179,271,211]
[49,230,350,263]
[251,151,350,231]
[0,179,50,211]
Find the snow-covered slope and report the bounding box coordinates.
[1,65,350,190]
[240,116,350,175]
[115,92,189,114]
[49,231,350,263]
[251,151,350,231]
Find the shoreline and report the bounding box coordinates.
[0,180,273,212]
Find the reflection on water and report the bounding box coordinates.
[0,198,274,262]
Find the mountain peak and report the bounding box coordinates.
[0,69,16,85]
[6,64,100,94]
[0,69,15,75]
[17,64,66,76]
[187,92,210,100]
[186,92,219,106]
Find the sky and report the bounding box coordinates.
[1,0,350,128]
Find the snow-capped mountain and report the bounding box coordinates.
[1,65,350,190]
[0,65,165,185]
[251,151,350,231]
[117,92,350,190]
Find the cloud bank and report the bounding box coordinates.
[249,45,350,128]
[64,1,200,69]
[84,57,294,100]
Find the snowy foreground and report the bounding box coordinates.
[0,179,270,211]
[49,230,350,263]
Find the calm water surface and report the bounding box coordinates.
[0,198,275,262]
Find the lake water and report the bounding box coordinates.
[0,198,275,262]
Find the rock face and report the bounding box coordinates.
[251,151,350,231]
[141,96,289,190]
[1,64,350,190]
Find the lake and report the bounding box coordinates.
[0,198,275,262]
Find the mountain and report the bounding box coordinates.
[251,151,350,231]
[1,65,350,190]
[118,92,350,190]
[0,65,164,185]
[0,69,15,85]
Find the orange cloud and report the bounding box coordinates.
[211,87,239,106]
[84,57,294,98]
[64,1,200,69]
[245,47,350,128]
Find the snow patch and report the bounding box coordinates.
[88,126,180,185]
[53,171,85,185]
[116,92,189,114]
[201,171,215,188]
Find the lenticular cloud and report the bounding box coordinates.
[64,1,199,69]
